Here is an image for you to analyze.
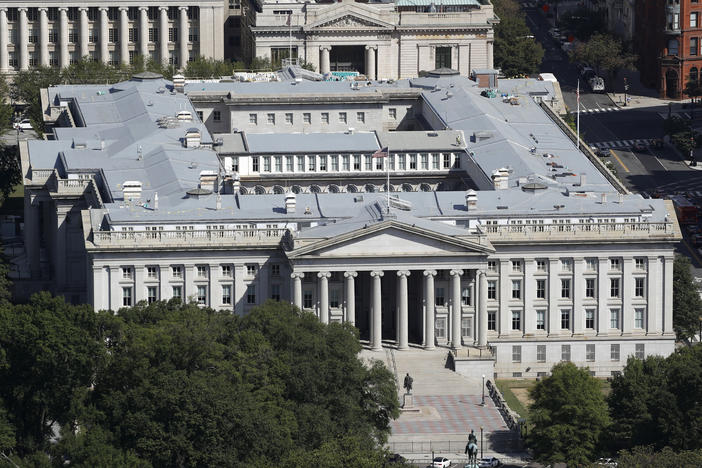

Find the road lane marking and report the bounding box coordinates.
[609,149,630,172]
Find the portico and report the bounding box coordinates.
[285,213,494,350]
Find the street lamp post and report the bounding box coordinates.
[623,77,629,107]
[481,374,485,406]
[480,426,484,459]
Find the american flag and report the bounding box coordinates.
[576,79,580,110]
[372,146,388,158]
[286,12,291,26]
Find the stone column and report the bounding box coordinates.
[209,263,219,308]
[39,8,49,67]
[159,6,168,64]
[487,41,494,69]
[597,257,608,336]
[478,271,488,347]
[320,46,330,74]
[663,256,674,335]
[0,8,8,72]
[318,271,331,324]
[397,270,410,350]
[179,6,188,68]
[139,7,149,58]
[59,7,69,67]
[548,258,560,335]
[108,266,120,311]
[99,7,109,64]
[344,271,357,325]
[573,258,585,335]
[184,265,195,302]
[159,264,169,303]
[79,8,89,59]
[119,7,129,64]
[621,257,633,335]
[365,45,376,80]
[18,7,28,70]
[523,260,536,334]
[423,270,437,349]
[498,260,510,336]
[92,265,104,310]
[291,272,303,309]
[134,265,145,302]
[450,269,464,350]
[647,256,661,334]
[370,270,384,351]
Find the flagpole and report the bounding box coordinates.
[386,148,390,214]
[576,79,580,150]
[288,13,292,64]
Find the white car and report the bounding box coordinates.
[432,456,451,468]
[13,119,32,130]
[478,457,501,467]
[589,76,605,92]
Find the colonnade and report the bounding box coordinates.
[291,268,489,351]
[318,45,376,80]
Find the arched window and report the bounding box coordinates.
[346,184,358,193]
[272,185,285,194]
[254,185,266,195]
[328,184,340,193]
[401,183,414,192]
[691,67,699,83]
[310,185,321,193]
[420,183,432,192]
[364,184,376,193]
[291,185,302,194]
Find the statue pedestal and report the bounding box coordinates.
[400,393,420,413]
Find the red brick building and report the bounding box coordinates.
[636,0,702,99]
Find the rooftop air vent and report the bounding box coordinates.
[186,188,212,199]
[521,182,547,191]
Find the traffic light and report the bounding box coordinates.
[624,77,630,91]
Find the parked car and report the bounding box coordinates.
[595,458,618,467]
[432,456,451,468]
[651,138,664,149]
[632,141,648,152]
[548,27,560,39]
[13,118,32,130]
[478,456,501,467]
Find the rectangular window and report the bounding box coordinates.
[222,285,232,305]
[512,345,521,363]
[249,113,257,124]
[303,112,311,124]
[297,156,304,172]
[435,287,445,306]
[129,28,138,42]
[285,112,293,125]
[511,280,521,299]
[356,111,365,123]
[221,265,232,277]
[321,112,329,124]
[338,112,347,124]
[149,28,159,42]
[331,155,339,171]
[561,279,571,299]
[610,278,620,298]
[635,277,645,297]
[197,266,208,277]
[561,259,572,272]
[611,344,620,361]
[692,12,699,28]
[692,37,699,56]
[436,318,446,339]
[610,258,621,270]
[267,113,275,124]
[342,155,350,171]
[586,309,595,329]
[319,155,327,172]
[303,290,313,309]
[461,286,471,306]
[561,344,571,362]
[586,344,596,362]
[512,260,522,272]
[537,345,546,362]
[246,285,256,304]
[169,27,178,42]
[409,154,417,169]
[246,265,256,276]
[308,155,316,172]
[286,156,294,172]
[536,279,546,299]
[511,310,521,330]
[122,267,133,279]
[213,110,221,121]
[263,156,271,172]
[635,258,646,270]
[536,310,546,330]
[610,308,620,329]
[537,259,547,271]
[122,287,132,306]
[488,260,498,272]
[271,264,280,277]
[461,317,473,337]
[271,284,281,302]
[398,154,406,170]
[586,278,596,298]
[389,108,397,119]
[635,343,645,359]
[353,154,361,170]
[147,266,158,278]
[432,153,440,169]
[561,309,571,330]
[586,258,598,271]
[197,285,207,305]
[635,308,645,329]
[172,266,182,278]
[252,157,260,172]
[172,286,182,299]
[420,153,428,170]
[147,286,158,304]
[487,280,497,300]
[488,311,496,331]
[435,46,452,69]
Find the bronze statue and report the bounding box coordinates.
[465,430,478,466]
[403,373,413,394]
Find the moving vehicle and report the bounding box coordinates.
[13,119,32,130]
[478,456,501,467]
[672,196,699,224]
[588,76,605,93]
[432,456,451,468]
[632,142,648,152]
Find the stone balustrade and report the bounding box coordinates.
[92,228,288,247]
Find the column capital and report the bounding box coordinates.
[290,272,305,279]
[38,7,48,13]
[78,7,89,12]
[478,270,487,278]
[319,45,331,51]
[17,7,27,12]
[317,271,331,279]
[159,6,169,12]
[365,45,377,51]
[179,6,189,11]
[119,6,129,12]
[344,271,357,278]
[370,270,384,278]
[139,6,149,11]
[450,269,464,277]
[99,7,109,12]
[397,270,410,277]
[58,7,69,12]
[423,269,437,277]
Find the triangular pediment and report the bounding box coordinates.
[305,6,394,31]
[287,221,493,259]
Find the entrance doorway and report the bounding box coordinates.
[330,45,365,73]
[666,69,679,99]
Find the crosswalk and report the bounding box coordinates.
[522,1,537,7]
[571,106,623,114]
[657,111,694,120]
[590,138,654,150]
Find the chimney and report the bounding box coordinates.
[184,128,201,148]
[465,189,478,211]
[491,168,509,190]
[224,156,233,174]
[122,181,142,201]
[173,74,185,93]
[216,193,222,210]
[617,192,624,203]
[601,193,607,204]
[579,173,586,187]
[232,173,241,194]
[154,192,159,210]
[199,170,217,191]
[285,192,296,214]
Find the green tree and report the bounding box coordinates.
[684,79,702,105]
[183,56,232,78]
[673,255,702,341]
[492,0,544,77]
[11,66,62,134]
[0,75,14,134]
[617,446,702,468]
[0,293,102,455]
[60,58,128,84]
[0,398,15,453]
[560,8,606,42]
[0,146,20,219]
[528,362,610,466]
[570,33,637,84]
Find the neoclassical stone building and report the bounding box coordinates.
[0,1,224,72]
[19,69,680,378]
[242,0,497,79]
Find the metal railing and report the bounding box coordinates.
[484,221,676,240]
[92,228,288,247]
[486,380,521,434]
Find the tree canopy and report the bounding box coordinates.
[492,0,544,77]
[527,362,610,466]
[617,445,702,468]
[673,255,702,341]
[570,33,637,80]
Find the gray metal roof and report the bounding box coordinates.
[377,130,466,152]
[245,131,380,154]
